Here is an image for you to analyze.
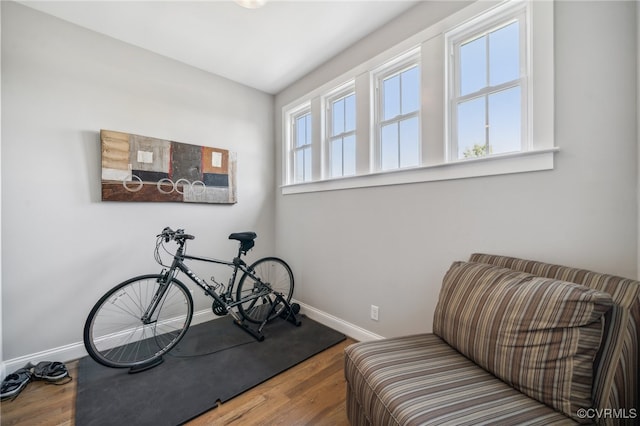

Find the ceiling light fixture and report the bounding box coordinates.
[235,0,267,9]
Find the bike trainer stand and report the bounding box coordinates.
[130,297,301,372]
[233,294,301,342]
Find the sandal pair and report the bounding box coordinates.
[33,361,71,383]
[0,365,32,401]
[1,361,72,401]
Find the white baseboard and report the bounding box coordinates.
[2,309,218,374]
[2,302,380,374]
[295,301,383,342]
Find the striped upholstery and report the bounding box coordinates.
[344,334,576,426]
[345,255,639,425]
[470,254,640,425]
[432,261,612,422]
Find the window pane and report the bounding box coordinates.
[295,150,305,182]
[401,66,419,114]
[343,134,356,176]
[399,116,419,168]
[331,138,343,177]
[460,36,487,96]
[296,115,307,147]
[295,113,311,148]
[489,86,521,154]
[305,115,312,144]
[344,94,356,132]
[303,147,312,181]
[381,123,399,170]
[383,74,400,120]
[489,21,519,86]
[332,98,345,136]
[457,96,486,159]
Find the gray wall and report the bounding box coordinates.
[1,2,274,360]
[275,1,638,338]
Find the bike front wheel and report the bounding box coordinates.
[83,274,193,368]
[237,257,294,323]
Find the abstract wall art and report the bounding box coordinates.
[100,130,237,204]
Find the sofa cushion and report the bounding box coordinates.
[344,334,576,426]
[469,253,640,423]
[433,261,613,422]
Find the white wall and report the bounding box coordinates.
[0,1,3,373]
[2,0,637,361]
[275,0,638,338]
[1,2,274,361]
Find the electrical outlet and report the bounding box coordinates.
[370,305,379,321]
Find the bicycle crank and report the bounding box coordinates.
[212,299,228,316]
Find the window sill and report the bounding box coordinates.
[281,148,558,195]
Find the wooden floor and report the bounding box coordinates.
[0,338,355,425]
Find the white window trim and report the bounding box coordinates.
[446,1,529,162]
[372,48,421,172]
[324,82,356,179]
[286,103,312,184]
[281,0,554,195]
[283,148,556,194]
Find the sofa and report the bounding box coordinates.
[344,254,640,425]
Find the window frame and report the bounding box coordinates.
[446,2,529,162]
[372,49,421,172]
[325,85,357,179]
[290,106,313,184]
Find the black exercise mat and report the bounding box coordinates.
[76,315,345,426]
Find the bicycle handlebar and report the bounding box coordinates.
[158,227,195,243]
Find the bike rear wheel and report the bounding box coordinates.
[236,257,294,323]
[83,274,193,369]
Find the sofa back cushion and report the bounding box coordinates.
[433,261,613,422]
[469,253,640,424]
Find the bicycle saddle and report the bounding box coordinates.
[229,232,257,242]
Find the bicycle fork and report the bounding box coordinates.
[140,272,175,324]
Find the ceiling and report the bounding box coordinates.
[19,0,420,94]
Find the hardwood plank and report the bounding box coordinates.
[0,362,78,426]
[0,338,355,425]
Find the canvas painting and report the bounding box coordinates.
[101,130,237,204]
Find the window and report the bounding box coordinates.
[448,4,527,161]
[293,110,312,183]
[281,0,554,194]
[327,91,356,178]
[375,54,420,171]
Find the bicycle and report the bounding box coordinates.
[83,227,299,372]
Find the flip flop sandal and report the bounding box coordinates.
[33,361,71,384]
[1,365,33,401]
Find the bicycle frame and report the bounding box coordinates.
[146,241,272,326]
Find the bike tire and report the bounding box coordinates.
[236,257,294,323]
[83,274,193,369]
